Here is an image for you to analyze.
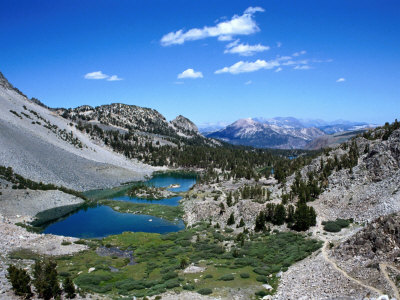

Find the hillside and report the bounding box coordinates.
[0,72,155,190]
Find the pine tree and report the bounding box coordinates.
[291,202,316,231]
[227,213,235,226]
[286,204,295,224]
[63,276,76,299]
[33,260,61,300]
[180,257,189,269]
[7,265,33,299]
[272,204,286,225]
[238,218,245,227]
[254,211,265,232]
[226,192,233,207]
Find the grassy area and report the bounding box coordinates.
[55,224,322,298]
[99,200,184,222]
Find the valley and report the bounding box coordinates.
[0,71,400,300]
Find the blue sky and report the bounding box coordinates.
[1,0,399,126]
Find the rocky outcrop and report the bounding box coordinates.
[334,213,400,262]
[171,115,199,135]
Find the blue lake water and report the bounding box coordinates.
[41,173,196,238]
[43,205,185,238]
[146,173,197,192]
[112,173,196,206]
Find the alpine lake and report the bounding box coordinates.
[41,172,197,238]
[15,171,322,299]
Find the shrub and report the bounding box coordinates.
[335,218,350,228]
[323,218,351,232]
[255,290,268,297]
[61,240,71,246]
[165,279,180,289]
[197,288,213,295]
[73,240,86,245]
[256,275,269,283]
[323,222,341,232]
[183,284,195,290]
[204,274,213,279]
[240,273,250,278]
[219,274,234,281]
[162,271,178,281]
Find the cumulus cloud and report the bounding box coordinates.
[336,77,346,82]
[215,59,279,74]
[275,67,283,72]
[161,7,264,46]
[84,71,108,80]
[224,41,270,56]
[276,41,282,48]
[107,75,123,81]
[177,68,203,79]
[245,80,252,85]
[84,71,123,81]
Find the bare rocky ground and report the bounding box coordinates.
[0,186,84,219]
[182,176,278,229]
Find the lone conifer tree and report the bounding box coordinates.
[63,276,76,299]
[7,265,33,299]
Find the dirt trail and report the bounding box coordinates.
[321,242,383,296]
[380,263,400,299]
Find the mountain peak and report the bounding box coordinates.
[171,115,199,133]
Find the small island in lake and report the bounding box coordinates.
[127,183,178,200]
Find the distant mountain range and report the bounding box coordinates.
[204,117,377,149]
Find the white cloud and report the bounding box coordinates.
[214,53,330,75]
[84,71,108,80]
[225,42,270,56]
[84,71,122,81]
[294,65,311,70]
[276,41,282,48]
[293,50,307,57]
[218,35,233,41]
[215,59,279,74]
[226,39,240,48]
[177,68,203,79]
[174,81,184,85]
[336,77,346,82]
[245,80,252,85]
[244,7,265,14]
[161,7,264,46]
[107,75,123,81]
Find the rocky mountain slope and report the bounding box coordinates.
[57,103,204,142]
[273,122,400,299]
[57,103,201,138]
[0,72,155,190]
